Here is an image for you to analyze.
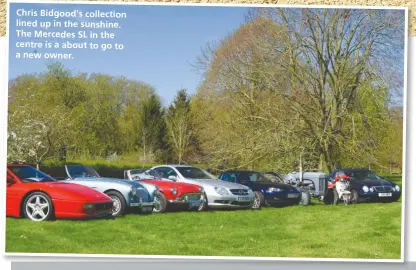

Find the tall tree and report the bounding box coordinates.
[166,89,193,164]
[138,93,168,162]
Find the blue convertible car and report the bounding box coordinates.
[58,165,158,216]
[219,170,302,208]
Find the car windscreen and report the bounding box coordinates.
[66,165,100,179]
[130,169,147,175]
[9,166,56,183]
[263,173,284,183]
[176,167,217,180]
[347,170,380,180]
[237,172,271,184]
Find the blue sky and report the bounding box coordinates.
[8,3,405,106]
[8,3,250,105]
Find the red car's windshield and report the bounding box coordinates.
[9,166,56,183]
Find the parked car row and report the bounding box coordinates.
[6,163,402,222]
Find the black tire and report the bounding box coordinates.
[333,189,339,205]
[323,190,334,205]
[197,193,208,211]
[153,192,168,213]
[351,189,359,204]
[299,191,311,206]
[252,191,263,209]
[23,192,54,221]
[105,191,126,217]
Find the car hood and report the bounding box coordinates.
[141,179,202,193]
[73,177,135,186]
[352,178,394,186]
[184,178,249,189]
[242,182,293,190]
[35,182,111,201]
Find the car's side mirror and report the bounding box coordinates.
[168,175,177,182]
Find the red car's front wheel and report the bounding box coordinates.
[23,192,54,222]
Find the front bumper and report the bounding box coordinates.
[359,191,401,201]
[54,199,113,219]
[207,194,254,209]
[130,202,155,207]
[129,201,156,213]
[264,192,302,206]
[168,193,204,209]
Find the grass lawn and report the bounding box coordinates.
[5,175,403,259]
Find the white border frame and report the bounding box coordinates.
[2,0,409,263]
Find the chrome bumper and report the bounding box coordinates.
[129,202,155,208]
[168,193,204,208]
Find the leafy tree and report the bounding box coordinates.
[193,8,404,172]
[138,93,168,162]
[166,89,194,164]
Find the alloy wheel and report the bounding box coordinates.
[110,196,122,216]
[25,194,50,221]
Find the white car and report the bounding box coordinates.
[149,165,256,211]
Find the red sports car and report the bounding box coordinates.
[124,169,205,212]
[7,164,114,221]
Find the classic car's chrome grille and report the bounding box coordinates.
[95,202,113,210]
[230,189,249,196]
[373,186,393,192]
[135,188,150,201]
[181,192,202,201]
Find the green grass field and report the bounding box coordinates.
[5,176,403,259]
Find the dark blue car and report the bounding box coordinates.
[329,168,401,203]
[219,170,302,208]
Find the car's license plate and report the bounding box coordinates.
[287,193,299,198]
[378,193,392,197]
[142,206,153,212]
[96,211,109,217]
[237,196,250,201]
[189,201,200,207]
